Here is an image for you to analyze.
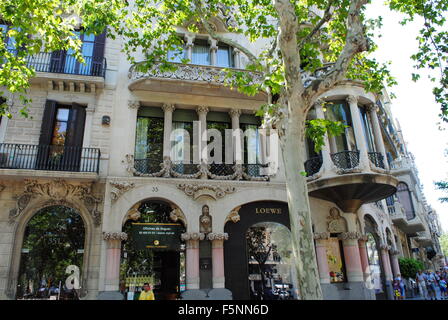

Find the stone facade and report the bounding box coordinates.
[0,15,443,301]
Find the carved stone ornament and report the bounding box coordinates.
[9,179,102,226]
[199,205,212,234]
[177,183,236,200]
[110,181,135,203]
[126,203,141,222]
[103,232,128,241]
[128,100,140,109]
[313,232,330,240]
[225,206,241,224]
[206,233,229,241]
[181,232,205,241]
[327,207,347,233]
[169,207,187,226]
[338,231,362,240]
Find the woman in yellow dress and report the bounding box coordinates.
[139,283,155,300]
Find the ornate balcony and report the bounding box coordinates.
[307,149,398,213]
[0,143,100,173]
[368,152,385,169]
[128,61,263,87]
[415,230,433,246]
[126,155,269,181]
[304,155,323,177]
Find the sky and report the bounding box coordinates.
[366,3,448,232]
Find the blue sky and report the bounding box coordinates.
[366,2,448,232]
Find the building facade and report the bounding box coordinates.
[0,16,444,300]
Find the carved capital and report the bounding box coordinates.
[181,232,205,241]
[313,232,330,240]
[162,103,176,113]
[228,109,241,119]
[128,100,140,109]
[346,95,358,105]
[169,207,187,226]
[196,106,209,115]
[365,102,378,113]
[338,231,362,240]
[207,232,229,241]
[103,231,128,241]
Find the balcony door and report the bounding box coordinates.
[36,100,86,171]
[50,31,105,76]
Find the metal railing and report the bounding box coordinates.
[209,163,235,176]
[304,155,323,176]
[368,152,385,169]
[243,163,269,178]
[0,143,100,173]
[171,163,200,175]
[8,50,107,78]
[134,157,163,174]
[330,150,360,170]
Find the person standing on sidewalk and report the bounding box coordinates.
[394,274,405,300]
[426,270,437,300]
[416,270,428,300]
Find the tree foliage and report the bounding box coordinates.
[398,257,424,279]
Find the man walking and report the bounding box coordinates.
[416,270,428,300]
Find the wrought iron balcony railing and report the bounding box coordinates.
[330,150,360,170]
[0,143,100,173]
[304,155,323,177]
[134,157,164,175]
[368,152,385,169]
[8,50,107,78]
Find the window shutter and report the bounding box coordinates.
[50,50,66,73]
[91,30,106,76]
[38,100,58,145]
[65,103,86,147]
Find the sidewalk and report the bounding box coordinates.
[405,287,447,300]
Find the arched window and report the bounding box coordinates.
[17,206,85,300]
[396,182,415,220]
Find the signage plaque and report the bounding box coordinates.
[131,223,183,251]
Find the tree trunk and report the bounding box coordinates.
[280,104,323,300]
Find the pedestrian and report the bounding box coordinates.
[394,274,405,300]
[439,277,447,300]
[138,283,155,300]
[416,270,428,300]
[393,279,402,300]
[426,270,437,300]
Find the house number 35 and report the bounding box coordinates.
[152,187,158,192]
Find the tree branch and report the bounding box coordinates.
[298,0,335,49]
[304,0,370,101]
[273,0,304,103]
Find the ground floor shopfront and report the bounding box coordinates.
[0,177,402,300]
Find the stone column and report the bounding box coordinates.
[314,100,335,174]
[346,95,369,170]
[380,244,394,300]
[197,106,209,179]
[229,109,242,165]
[162,103,175,159]
[358,235,372,282]
[314,232,331,284]
[182,233,204,290]
[233,48,241,68]
[184,33,195,62]
[209,38,218,66]
[390,249,401,277]
[340,232,364,283]
[207,233,229,288]
[102,232,128,296]
[367,103,389,170]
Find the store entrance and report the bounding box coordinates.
[120,200,186,300]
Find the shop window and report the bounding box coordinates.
[120,201,186,300]
[246,222,299,300]
[16,206,85,300]
[324,236,346,283]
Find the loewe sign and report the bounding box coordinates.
[255,207,282,214]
